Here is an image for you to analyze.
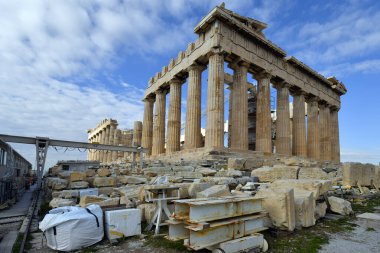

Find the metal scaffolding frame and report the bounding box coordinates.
[0,134,147,189]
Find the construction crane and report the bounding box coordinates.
[0,134,147,189]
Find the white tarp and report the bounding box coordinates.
[39,204,103,251]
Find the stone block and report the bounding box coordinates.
[85,169,96,177]
[51,166,62,176]
[69,181,89,189]
[196,185,231,198]
[79,188,99,198]
[49,198,76,208]
[294,190,315,228]
[69,171,86,182]
[115,185,144,201]
[79,195,120,208]
[120,176,147,185]
[175,171,203,178]
[245,158,264,170]
[196,168,217,176]
[119,169,130,175]
[271,179,331,199]
[57,171,71,179]
[255,187,296,231]
[227,158,245,170]
[168,176,183,183]
[315,202,327,219]
[50,178,68,190]
[216,169,243,178]
[251,165,299,182]
[93,177,116,187]
[188,182,215,198]
[86,176,95,187]
[98,187,114,196]
[52,190,79,199]
[98,168,111,177]
[298,167,337,180]
[343,162,376,187]
[328,196,353,215]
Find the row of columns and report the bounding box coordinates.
[88,123,118,163]
[88,121,143,164]
[141,52,340,163]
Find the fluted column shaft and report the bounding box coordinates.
[152,90,166,155]
[275,83,291,155]
[292,91,307,157]
[112,126,119,161]
[230,62,249,150]
[330,107,340,163]
[94,135,99,161]
[185,65,202,149]
[167,80,182,153]
[141,98,154,155]
[100,130,106,162]
[104,126,110,163]
[307,98,320,160]
[255,72,272,153]
[107,124,115,163]
[132,121,143,146]
[205,52,224,149]
[319,103,331,161]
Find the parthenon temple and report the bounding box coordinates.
[141,5,347,163]
[87,119,142,163]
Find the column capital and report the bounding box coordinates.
[273,81,291,90]
[143,96,155,103]
[253,70,272,80]
[329,105,340,112]
[169,77,182,85]
[187,63,206,72]
[290,88,307,97]
[305,95,319,103]
[207,48,224,58]
[318,100,330,108]
[155,88,167,95]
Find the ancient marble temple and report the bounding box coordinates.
[141,5,346,163]
[87,119,142,163]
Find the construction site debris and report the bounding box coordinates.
[328,196,353,215]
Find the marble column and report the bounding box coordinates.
[141,98,154,155]
[330,107,340,163]
[292,91,307,157]
[255,72,272,153]
[112,125,119,161]
[104,126,110,163]
[275,82,291,155]
[230,62,249,150]
[99,130,105,163]
[167,79,182,154]
[185,64,202,149]
[107,124,116,163]
[307,97,320,160]
[152,90,166,155]
[319,102,331,161]
[132,121,143,147]
[94,134,99,161]
[205,51,225,149]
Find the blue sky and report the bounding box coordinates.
[0,0,379,168]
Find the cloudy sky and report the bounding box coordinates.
[1,0,380,168]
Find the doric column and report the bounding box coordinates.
[185,64,202,149]
[167,79,182,154]
[205,51,225,149]
[112,125,120,161]
[274,82,291,155]
[230,61,249,150]
[104,126,110,163]
[307,97,320,160]
[292,90,307,157]
[99,130,105,163]
[94,134,99,161]
[141,98,154,155]
[319,102,331,161]
[330,107,340,163]
[255,71,272,153]
[132,121,143,147]
[107,123,116,163]
[152,90,166,155]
